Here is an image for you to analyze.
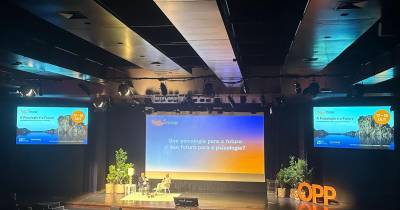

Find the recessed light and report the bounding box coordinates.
[151,61,162,65]
[303,57,318,62]
[324,36,331,39]
[117,42,123,45]
[140,55,145,58]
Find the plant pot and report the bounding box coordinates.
[289,188,299,200]
[105,183,114,194]
[114,184,125,194]
[277,188,287,198]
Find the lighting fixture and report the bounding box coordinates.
[294,81,302,94]
[228,96,235,109]
[118,82,133,97]
[203,82,215,97]
[17,86,39,97]
[93,95,110,111]
[160,81,168,96]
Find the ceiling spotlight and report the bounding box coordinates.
[160,81,168,96]
[303,81,320,96]
[92,95,110,111]
[241,80,249,94]
[294,81,302,94]
[203,82,215,97]
[118,82,133,97]
[228,95,235,109]
[17,86,39,97]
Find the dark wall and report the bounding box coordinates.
[307,98,400,208]
[0,98,106,197]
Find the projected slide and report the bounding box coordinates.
[314,106,394,150]
[146,114,264,182]
[16,106,88,145]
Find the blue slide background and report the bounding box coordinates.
[313,106,394,150]
[16,106,88,145]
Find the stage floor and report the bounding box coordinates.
[64,191,353,210]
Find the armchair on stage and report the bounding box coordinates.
[137,173,172,195]
[155,173,171,194]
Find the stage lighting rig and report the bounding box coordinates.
[92,94,110,112]
[294,81,302,94]
[203,82,215,97]
[118,81,133,97]
[228,95,235,109]
[160,81,168,96]
[16,85,39,97]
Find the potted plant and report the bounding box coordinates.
[286,156,312,200]
[105,165,116,193]
[276,167,289,198]
[106,148,134,194]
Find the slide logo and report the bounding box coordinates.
[297,182,336,206]
[151,119,178,126]
[373,109,390,125]
[71,110,85,124]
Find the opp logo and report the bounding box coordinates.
[297,182,336,206]
[71,110,85,124]
[373,110,390,125]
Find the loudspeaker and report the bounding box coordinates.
[174,197,199,207]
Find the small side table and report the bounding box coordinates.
[124,184,136,196]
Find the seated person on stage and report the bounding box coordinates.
[155,173,171,193]
[138,172,149,194]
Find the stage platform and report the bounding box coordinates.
[63,191,353,210]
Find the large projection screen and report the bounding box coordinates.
[313,106,395,150]
[16,106,89,145]
[145,113,265,182]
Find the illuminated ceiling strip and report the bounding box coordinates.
[0,51,105,83]
[154,0,243,87]
[15,0,189,77]
[284,0,381,73]
[355,67,396,85]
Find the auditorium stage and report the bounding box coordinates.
[63,191,351,210]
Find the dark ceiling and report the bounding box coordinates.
[0,1,138,80]
[96,0,208,73]
[217,0,309,75]
[0,0,399,97]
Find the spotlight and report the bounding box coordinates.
[92,95,110,111]
[228,96,235,109]
[160,81,168,96]
[294,81,302,94]
[269,106,273,115]
[118,82,133,97]
[303,81,320,96]
[17,86,39,97]
[241,80,249,94]
[203,82,215,97]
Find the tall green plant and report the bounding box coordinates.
[106,148,134,184]
[276,156,312,188]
